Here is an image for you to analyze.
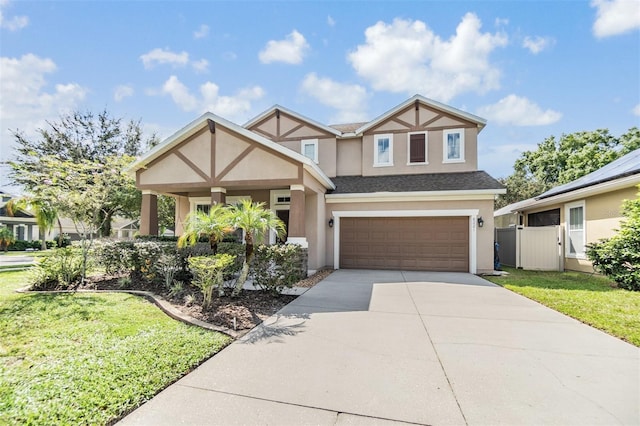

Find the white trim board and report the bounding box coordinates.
[331,209,479,273]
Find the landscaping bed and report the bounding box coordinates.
[76,268,333,332]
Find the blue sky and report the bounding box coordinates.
[1,0,639,190]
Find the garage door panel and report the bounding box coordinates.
[340,216,469,272]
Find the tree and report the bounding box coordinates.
[0,226,15,252]
[6,196,60,250]
[158,195,176,235]
[497,127,640,208]
[8,109,157,236]
[16,155,136,282]
[177,204,233,253]
[587,188,640,291]
[228,200,286,296]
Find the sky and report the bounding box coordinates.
[1,0,639,191]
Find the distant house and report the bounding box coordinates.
[0,190,39,240]
[495,149,640,272]
[129,94,505,274]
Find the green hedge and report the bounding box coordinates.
[7,240,56,251]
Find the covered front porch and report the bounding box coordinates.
[130,112,334,271]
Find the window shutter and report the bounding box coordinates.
[410,134,425,163]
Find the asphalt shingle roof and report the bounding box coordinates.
[329,171,504,194]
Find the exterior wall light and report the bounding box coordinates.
[328,218,334,228]
[477,216,484,228]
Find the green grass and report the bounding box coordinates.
[0,270,232,425]
[485,268,640,346]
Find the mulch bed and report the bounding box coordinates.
[75,269,333,332]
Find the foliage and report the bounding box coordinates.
[178,204,233,252]
[6,196,60,249]
[188,254,236,305]
[29,247,85,290]
[4,239,56,251]
[496,127,640,208]
[251,244,307,294]
[157,195,176,234]
[227,200,286,296]
[484,267,640,346]
[155,254,180,290]
[9,109,157,237]
[0,227,15,252]
[95,240,175,279]
[0,269,230,425]
[587,190,640,291]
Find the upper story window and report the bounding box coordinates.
[301,139,318,163]
[374,134,393,166]
[566,201,585,258]
[407,132,427,164]
[443,129,465,163]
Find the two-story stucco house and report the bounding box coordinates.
[129,95,505,274]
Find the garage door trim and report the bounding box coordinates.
[332,209,479,273]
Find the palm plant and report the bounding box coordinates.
[177,204,233,253]
[6,197,60,250]
[0,226,15,252]
[228,199,286,296]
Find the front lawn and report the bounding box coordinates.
[485,268,640,346]
[0,270,232,425]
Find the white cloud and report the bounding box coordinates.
[0,54,86,158]
[114,84,134,102]
[193,24,209,39]
[591,0,640,38]
[327,15,336,27]
[0,1,28,31]
[494,17,509,27]
[522,36,555,54]
[160,75,265,122]
[633,104,640,116]
[477,94,562,126]
[300,73,369,123]
[259,30,310,64]
[191,58,209,73]
[140,48,190,69]
[348,14,508,102]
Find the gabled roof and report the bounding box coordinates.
[355,94,487,135]
[243,104,342,137]
[128,111,335,190]
[329,171,504,194]
[538,148,640,199]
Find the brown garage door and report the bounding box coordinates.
[340,217,469,272]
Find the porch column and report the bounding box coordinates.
[287,184,308,248]
[211,187,226,205]
[140,190,159,236]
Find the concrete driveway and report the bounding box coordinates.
[120,270,639,425]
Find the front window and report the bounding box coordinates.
[196,204,210,214]
[443,129,465,163]
[566,201,585,257]
[301,139,318,163]
[374,134,393,166]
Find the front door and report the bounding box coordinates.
[276,210,289,244]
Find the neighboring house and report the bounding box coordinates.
[129,95,505,273]
[494,149,640,272]
[44,217,140,241]
[0,190,39,240]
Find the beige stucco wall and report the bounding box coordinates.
[360,127,478,176]
[174,195,190,235]
[324,198,496,273]
[304,192,326,271]
[336,138,362,176]
[278,137,337,178]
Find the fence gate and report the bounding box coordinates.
[496,227,516,267]
[516,225,563,271]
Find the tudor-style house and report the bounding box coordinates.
[129,95,505,274]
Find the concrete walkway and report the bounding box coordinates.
[120,270,640,425]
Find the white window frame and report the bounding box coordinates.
[407,131,428,165]
[374,134,393,167]
[189,197,212,214]
[565,200,586,258]
[443,129,465,163]
[301,139,318,164]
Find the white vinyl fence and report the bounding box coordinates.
[496,226,563,271]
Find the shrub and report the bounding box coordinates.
[29,247,85,289]
[188,254,236,306]
[155,254,180,290]
[587,190,640,291]
[251,244,307,295]
[5,240,55,251]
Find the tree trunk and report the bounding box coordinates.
[39,228,47,250]
[57,218,63,247]
[98,209,113,238]
[232,259,250,297]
